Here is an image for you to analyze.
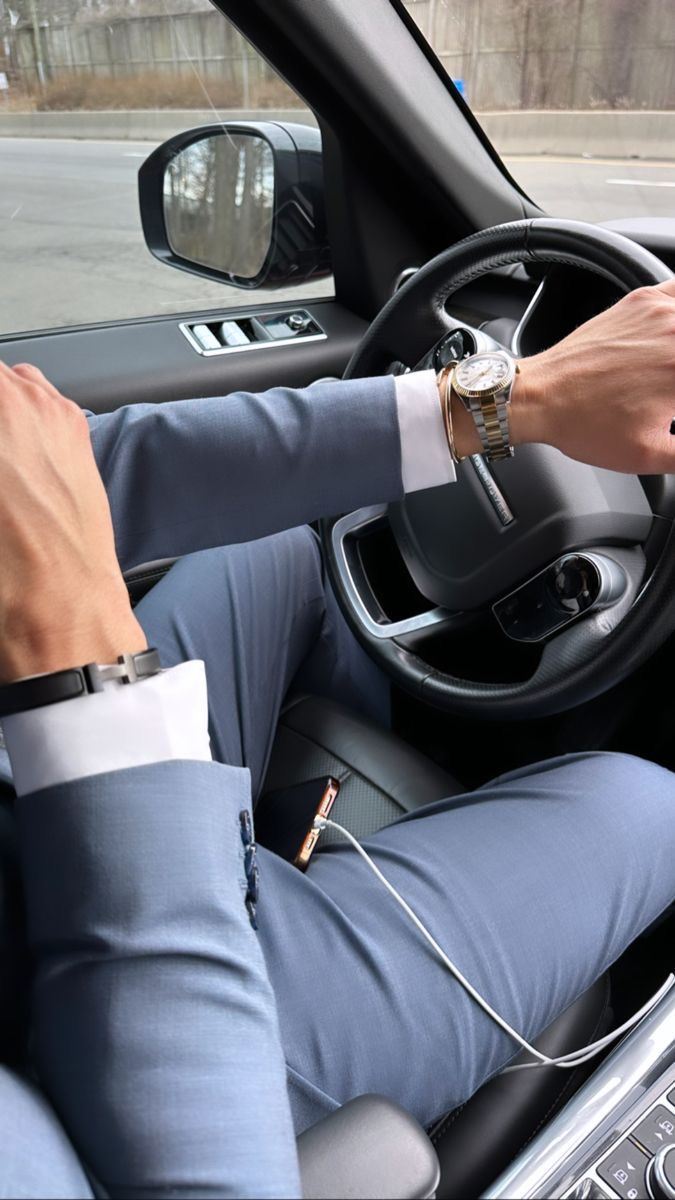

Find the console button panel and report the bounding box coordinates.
[564,1085,675,1199]
[632,1107,675,1156]
[596,1139,650,1199]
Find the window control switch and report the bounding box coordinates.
[191,323,221,352]
[219,320,250,347]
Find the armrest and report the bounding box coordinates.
[296,1094,440,1199]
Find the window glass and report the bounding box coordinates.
[0,0,333,336]
[406,0,675,224]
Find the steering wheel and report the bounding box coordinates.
[321,218,675,720]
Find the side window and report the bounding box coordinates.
[0,0,333,336]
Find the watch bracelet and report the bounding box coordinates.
[452,355,517,462]
[471,395,514,461]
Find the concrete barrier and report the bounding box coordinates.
[0,108,673,158]
[0,108,317,142]
[480,110,675,159]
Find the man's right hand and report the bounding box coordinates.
[507,279,675,474]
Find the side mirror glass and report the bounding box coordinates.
[164,133,275,282]
[139,122,331,291]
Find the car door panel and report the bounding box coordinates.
[0,300,364,414]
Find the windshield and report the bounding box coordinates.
[407,0,675,224]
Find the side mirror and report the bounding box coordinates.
[138,121,331,291]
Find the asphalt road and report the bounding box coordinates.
[2,137,675,337]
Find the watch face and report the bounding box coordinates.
[455,353,511,393]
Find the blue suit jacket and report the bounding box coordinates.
[1,377,403,1198]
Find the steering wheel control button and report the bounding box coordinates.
[493,553,628,643]
[633,1107,675,1156]
[647,1145,675,1199]
[596,1139,650,1199]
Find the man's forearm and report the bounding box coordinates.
[88,377,406,572]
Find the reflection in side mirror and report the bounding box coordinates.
[164,134,275,281]
[139,121,332,291]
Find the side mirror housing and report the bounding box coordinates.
[138,121,331,291]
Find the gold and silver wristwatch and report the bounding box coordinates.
[451,351,520,462]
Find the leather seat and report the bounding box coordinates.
[262,692,466,842]
[260,694,611,1199]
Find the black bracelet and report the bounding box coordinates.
[0,648,163,720]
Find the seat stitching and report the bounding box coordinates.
[430,1103,466,1144]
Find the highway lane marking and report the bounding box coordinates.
[606,177,675,187]
[123,152,146,158]
[9,205,22,220]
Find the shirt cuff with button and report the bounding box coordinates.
[3,371,452,797]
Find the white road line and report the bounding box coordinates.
[606,177,675,187]
[123,152,146,158]
[504,155,675,169]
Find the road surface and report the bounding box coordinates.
[2,137,675,337]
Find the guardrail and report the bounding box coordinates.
[0,108,673,158]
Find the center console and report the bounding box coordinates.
[484,989,675,1199]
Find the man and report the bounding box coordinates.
[0,281,674,1198]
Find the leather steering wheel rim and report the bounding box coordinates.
[321,218,675,720]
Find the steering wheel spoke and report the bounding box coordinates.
[327,505,458,641]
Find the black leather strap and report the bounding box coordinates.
[0,648,162,719]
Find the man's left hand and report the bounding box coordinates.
[0,362,145,685]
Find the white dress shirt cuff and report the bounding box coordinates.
[395,369,457,492]
[3,660,211,797]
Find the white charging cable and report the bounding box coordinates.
[314,815,675,1072]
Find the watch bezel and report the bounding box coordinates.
[452,352,516,402]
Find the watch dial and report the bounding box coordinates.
[456,354,510,391]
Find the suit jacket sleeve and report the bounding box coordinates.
[87,377,403,571]
[16,760,301,1199]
